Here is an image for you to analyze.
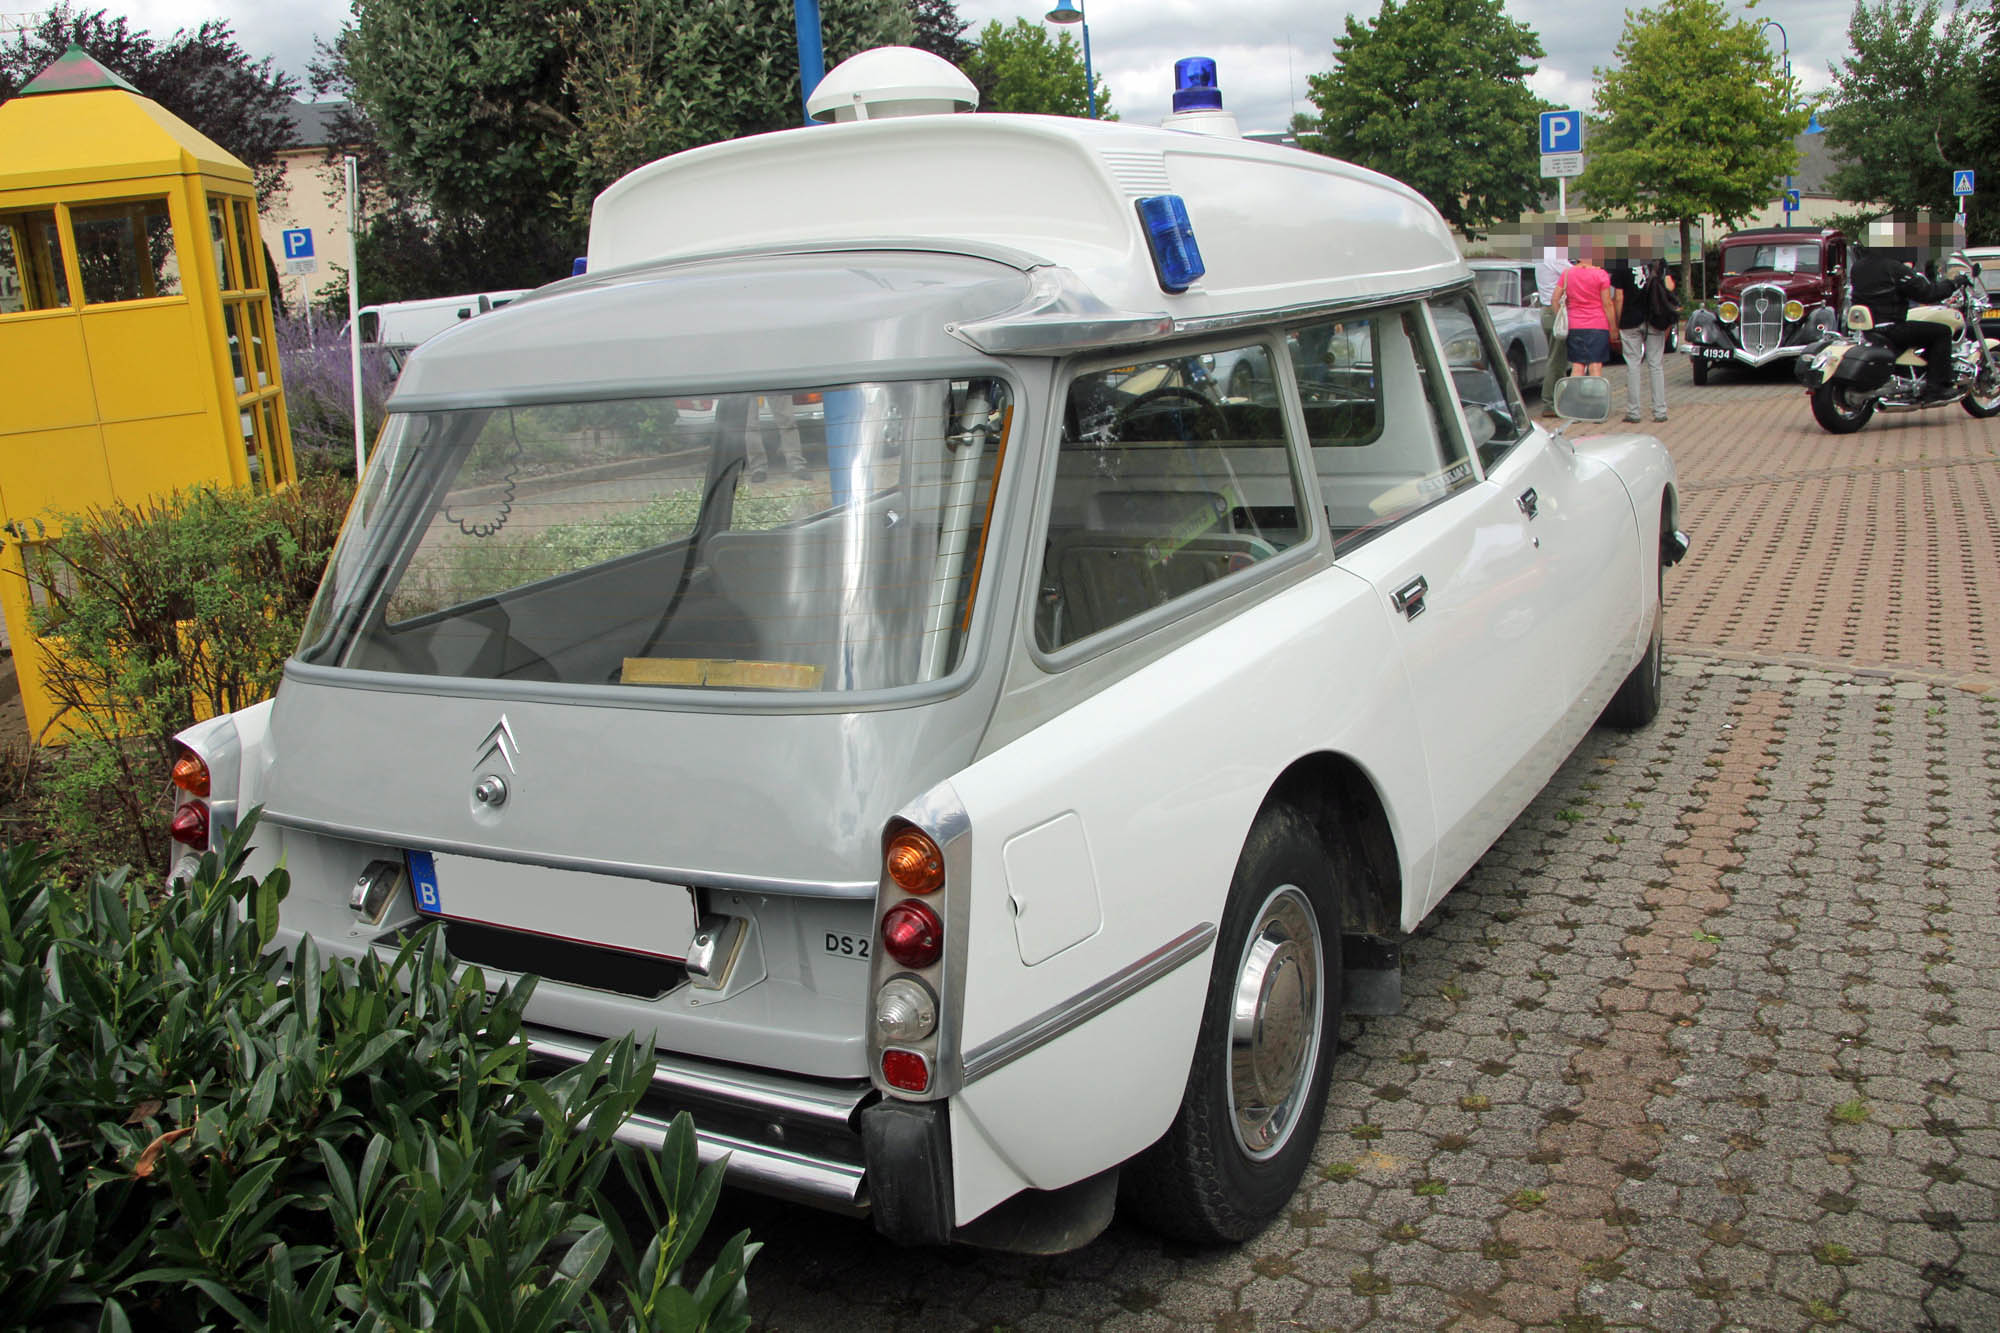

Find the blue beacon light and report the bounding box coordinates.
[1173,57,1222,112]
[1136,195,1205,293]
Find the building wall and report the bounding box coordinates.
[258,145,349,313]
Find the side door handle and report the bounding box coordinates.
[1517,487,1539,519]
[1391,575,1429,620]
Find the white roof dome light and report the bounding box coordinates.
[806,46,979,123]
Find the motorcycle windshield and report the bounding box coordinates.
[296,379,1012,695]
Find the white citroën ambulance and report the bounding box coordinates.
[169,50,1685,1251]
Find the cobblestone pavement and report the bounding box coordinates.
[727,357,2000,1331]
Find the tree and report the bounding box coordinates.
[1579,0,1804,297]
[1299,0,1548,236]
[1822,1,1979,225]
[321,0,917,286]
[959,19,1111,118]
[909,0,972,64]
[0,4,298,202]
[556,0,914,222]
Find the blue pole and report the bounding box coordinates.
[796,0,826,124]
[1081,18,1095,120]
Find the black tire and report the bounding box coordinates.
[1603,553,1664,729]
[1690,358,1710,386]
[1810,381,1876,433]
[1507,343,1529,398]
[1962,367,2000,418]
[1121,805,1344,1244]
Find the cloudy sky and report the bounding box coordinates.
[102,0,1849,133]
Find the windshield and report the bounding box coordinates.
[1472,269,1520,306]
[1722,242,1820,275]
[298,379,1012,694]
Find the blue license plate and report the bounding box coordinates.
[407,850,443,913]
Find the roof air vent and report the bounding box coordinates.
[806,46,979,123]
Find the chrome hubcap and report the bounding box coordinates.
[1229,886,1323,1159]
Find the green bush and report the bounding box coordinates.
[21,479,353,872]
[0,817,756,1330]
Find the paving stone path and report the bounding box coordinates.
[730,361,1998,1331]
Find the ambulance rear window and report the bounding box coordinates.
[298,379,1013,693]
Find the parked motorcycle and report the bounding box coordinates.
[1797,252,2000,433]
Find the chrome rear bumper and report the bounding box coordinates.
[524,1028,875,1215]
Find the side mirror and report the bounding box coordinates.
[1551,375,1612,423]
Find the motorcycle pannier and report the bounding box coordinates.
[1830,344,1896,391]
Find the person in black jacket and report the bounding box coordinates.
[1851,247,1957,400]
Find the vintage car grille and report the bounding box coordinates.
[1738,283,1787,357]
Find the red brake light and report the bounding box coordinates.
[170,802,210,848]
[880,900,943,968]
[881,1049,930,1092]
[171,746,210,797]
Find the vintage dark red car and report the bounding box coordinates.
[1684,226,1848,384]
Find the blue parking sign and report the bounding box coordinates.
[1953,169,1975,197]
[281,228,314,260]
[1540,110,1582,155]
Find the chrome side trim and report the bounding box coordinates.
[947,266,1175,355]
[524,1032,872,1129]
[949,267,1472,357]
[259,808,877,900]
[960,922,1217,1083]
[609,1112,868,1214]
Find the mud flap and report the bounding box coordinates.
[860,1099,954,1246]
[1342,934,1403,1016]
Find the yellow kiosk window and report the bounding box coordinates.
[72,197,179,304]
[0,208,70,312]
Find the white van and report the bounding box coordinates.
[351,290,529,370]
[169,50,1684,1251]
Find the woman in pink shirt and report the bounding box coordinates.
[1553,253,1618,376]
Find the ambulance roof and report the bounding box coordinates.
[586,113,1465,352]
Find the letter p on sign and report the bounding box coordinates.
[1540,110,1582,155]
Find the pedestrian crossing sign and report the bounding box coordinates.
[1953,169,1975,196]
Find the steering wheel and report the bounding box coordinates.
[1115,386,1230,441]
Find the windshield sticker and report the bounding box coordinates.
[1775,247,1800,273]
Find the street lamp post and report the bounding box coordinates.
[1045,0,1095,120]
[1763,19,1793,229]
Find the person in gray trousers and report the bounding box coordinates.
[1619,260,1677,423]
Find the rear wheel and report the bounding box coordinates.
[1122,805,1344,1244]
[1810,381,1876,433]
[1507,343,1529,397]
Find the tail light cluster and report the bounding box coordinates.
[873,823,947,1095]
[168,743,211,850]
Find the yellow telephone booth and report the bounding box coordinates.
[0,45,295,740]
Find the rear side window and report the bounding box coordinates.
[1037,347,1306,651]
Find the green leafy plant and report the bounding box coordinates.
[16,479,351,872]
[0,818,755,1330]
